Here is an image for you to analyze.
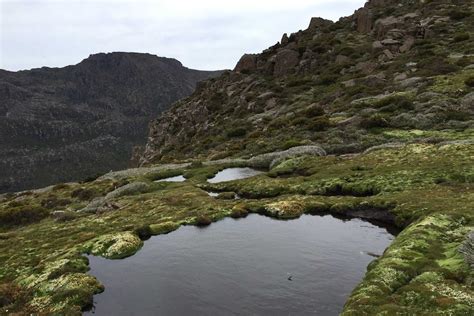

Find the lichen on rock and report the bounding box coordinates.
[83,232,143,259]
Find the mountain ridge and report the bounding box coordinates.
[0,52,223,193]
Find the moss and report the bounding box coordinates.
[264,200,305,219]
[149,221,180,235]
[83,232,143,259]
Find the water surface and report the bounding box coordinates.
[207,167,263,183]
[154,175,186,183]
[87,214,395,316]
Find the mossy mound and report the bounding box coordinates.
[83,232,143,259]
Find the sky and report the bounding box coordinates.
[0,0,366,71]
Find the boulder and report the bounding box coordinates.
[273,49,300,76]
[355,8,373,33]
[308,17,333,30]
[234,54,258,73]
[399,36,415,53]
[374,16,403,39]
[281,33,289,45]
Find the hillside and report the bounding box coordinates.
[140,0,473,165]
[0,0,473,314]
[0,52,222,193]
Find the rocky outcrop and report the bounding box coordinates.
[0,52,222,192]
[140,0,474,165]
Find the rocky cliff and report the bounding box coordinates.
[140,0,473,165]
[0,52,222,192]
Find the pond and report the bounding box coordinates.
[86,214,396,315]
[207,167,263,183]
[154,175,186,183]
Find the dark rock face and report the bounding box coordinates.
[0,52,222,192]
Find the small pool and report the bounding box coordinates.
[207,167,263,183]
[86,214,395,315]
[154,175,186,183]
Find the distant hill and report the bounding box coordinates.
[0,52,222,192]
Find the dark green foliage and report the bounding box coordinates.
[282,140,303,150]
[417,57,459,76]
[0,205,49,226]
[226,127,247,138]
[71,188,98,201]
[453,33,470,43]
[40,196,71,209]
[309,117,331,131]
[304,105,325,117]
[465,76,474,87]
[195,215,212,226]
[448,9,471,20]
[134,225,153,240]
[360,114,389,129]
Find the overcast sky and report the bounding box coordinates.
[1,0,366,71]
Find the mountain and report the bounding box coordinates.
[140,0,473,165]
[0,52,222,192]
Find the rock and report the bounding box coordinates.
[105,182,149,200]
[381,39,400,45]
[383,49,394,60]
[374,16,402,39]
[398,77,424,88]
[459,231,474,268]
[336,55,351,65]
[281,33,289,45]
[372,41,384,49]
[234,54,258,73]
[399,36,415,53]
[355,7,373,33]
[461,92,474,107]
[355,61,377,75]
[273,49,300,76]
[342,79,356,87]
[308,17,333,30]
[394,73,408,81]
[248,145,326,169]
[364,142,405,154]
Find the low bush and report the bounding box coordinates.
[465,76,474,87]
[226,127,247,138]
[453,33,470,43]
[0,205,49,226]
[360,114,389,129]
[71,188,98,201]
[195,215,212,226]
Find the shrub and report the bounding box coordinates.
[226,127,247,138]
[71,188,98,201]
[465,76,474,87]
[448,9,471,20]
[309,117,331,131]
[453,33,470,43]
[0,206,49,226]
[195,215,212,227]
[281,140,302,150]
[360,114,389,129]
[418,57,459,76]
[134,225,152,240]
[52,183,69,191]
[40,196,71,209]
[304,105,325,117]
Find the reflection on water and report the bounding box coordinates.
[207,168,263,183]
[154,175,186,183]
[86,214,395,316]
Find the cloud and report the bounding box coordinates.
[0,0,366,71]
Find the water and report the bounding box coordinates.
[207,167,263,183]
[86,214,395,316]
[154,175,186,183]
